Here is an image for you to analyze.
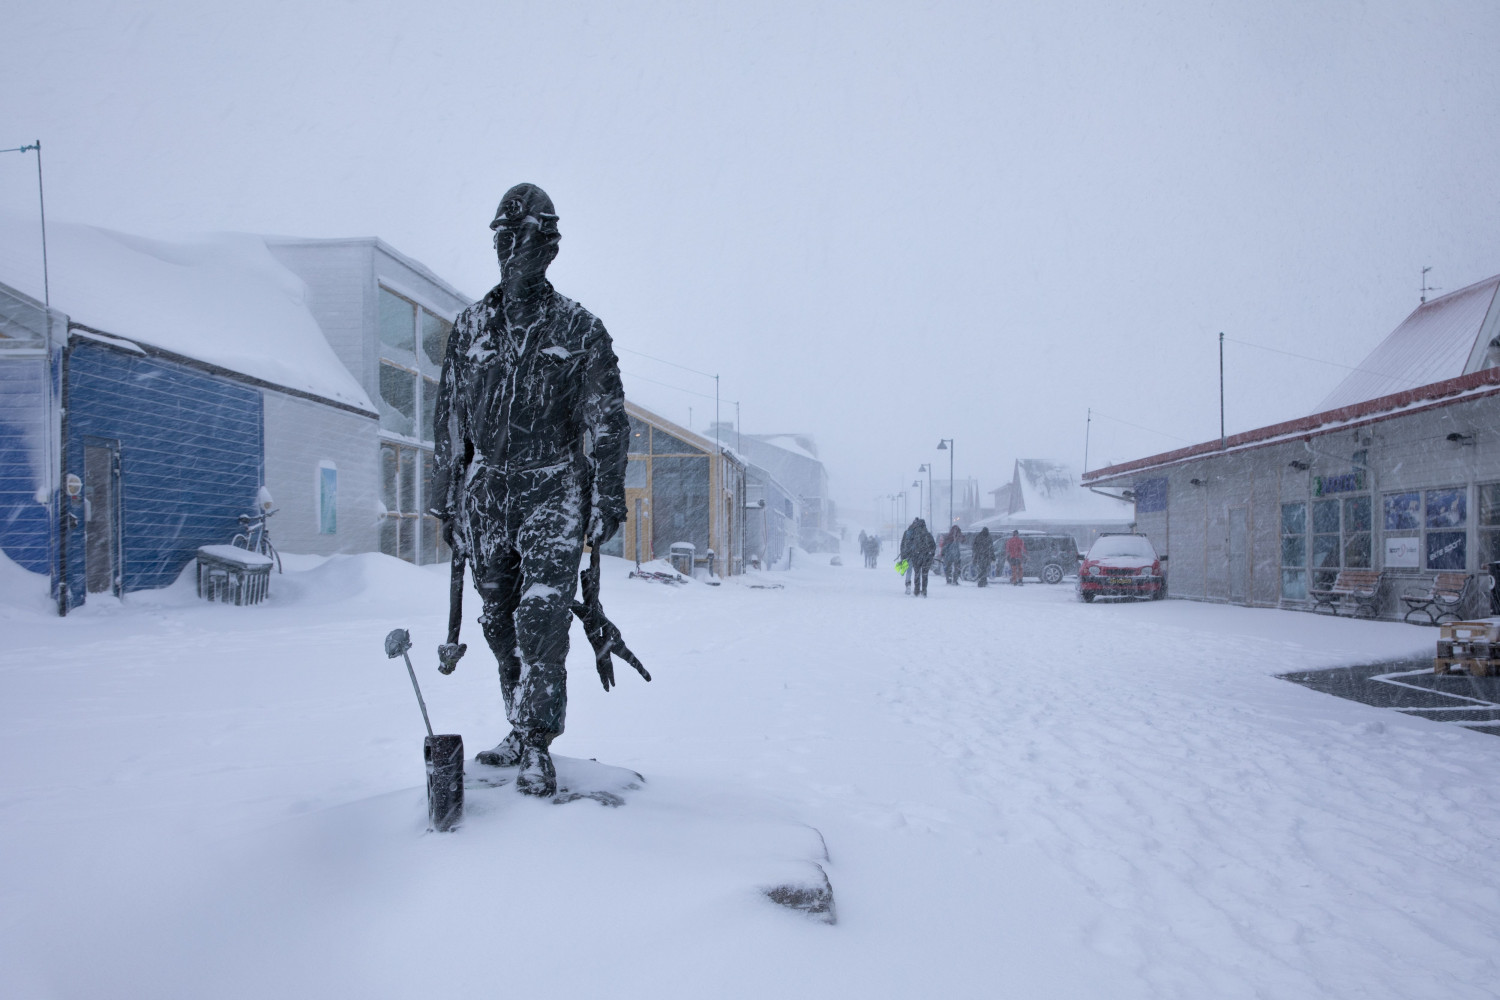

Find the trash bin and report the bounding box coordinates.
[669,542,696,577]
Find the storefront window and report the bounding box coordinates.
[1311,499,1340,589]
[1480,483,1500,570]
[1424,486,1467,570]
[1343,495,1372,568]
[1281,502,1307,600]
[1383,487,1470,571]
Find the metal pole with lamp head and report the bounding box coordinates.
[937,439,954,525]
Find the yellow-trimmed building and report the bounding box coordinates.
[595,400,746,576]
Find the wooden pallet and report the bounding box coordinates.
[1437,638,1496,659]
[1434,620,1500,675]
[1435,656,1500,677]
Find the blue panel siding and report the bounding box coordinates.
[64,341,263,602]
[0,357,53,572]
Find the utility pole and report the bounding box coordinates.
[3,140,49,306]
[1084,408,1091,473]
[1219,332,1226,450]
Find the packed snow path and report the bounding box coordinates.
[1,553,1496,998]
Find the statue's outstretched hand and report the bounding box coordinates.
[589,508,621,547]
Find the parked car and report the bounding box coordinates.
[963,531,1079,584]
[1077,532,1166,601]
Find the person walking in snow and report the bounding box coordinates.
[430,183,630,797]
[971,527,994,588]
[1004,529,1026,586]
[900,517,936,597]
[941,524,964,585]
[858,530,869,567]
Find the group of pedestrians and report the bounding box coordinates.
[894,520,1028,596]
[857,530,883,568]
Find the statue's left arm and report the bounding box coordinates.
[580,319,630,545]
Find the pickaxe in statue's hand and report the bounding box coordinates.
[437,541,468,675]
[572,546,651,691]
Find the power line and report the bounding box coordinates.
[616,345,717,380]
[620,368,721,402]
[1089,410,1196,445]
[1222,336,1424,388]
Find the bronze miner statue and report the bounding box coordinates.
[431,183,646,797]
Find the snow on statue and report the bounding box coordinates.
[430,183,636,797]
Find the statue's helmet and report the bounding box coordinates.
[490,183,559,240]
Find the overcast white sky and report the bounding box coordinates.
[5,1,1499,518]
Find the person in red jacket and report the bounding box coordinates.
[1004,530,1026,586]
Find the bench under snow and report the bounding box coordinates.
[196,545,273,605]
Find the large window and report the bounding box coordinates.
[1382,488,1468,571]
[1281,502,1307,600]
[1481,483,1500,571]
[380,442,447,565]
[1425,487,1467,570]
[1303,494,1371,591]
[377,286,451,444]
[378,287,452,565]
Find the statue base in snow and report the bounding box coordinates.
[467,754,644,807]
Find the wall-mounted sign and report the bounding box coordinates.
[65,473,82,498]
[1135,477,1168,513]
[1384,535,1419,568]
[1314,470,1365,496]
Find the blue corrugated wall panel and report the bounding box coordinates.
[65,340,263,602]
[0,356,53,573]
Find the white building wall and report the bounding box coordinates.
[262,391,379,556]
[1098,391,1500,617]
[266,241,378,394]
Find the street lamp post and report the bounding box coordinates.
[912,479,923,525]
[912,461,924,524]
[936,439,954,526]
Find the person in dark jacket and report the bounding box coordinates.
[430,183,630,797]
[941,524,964,585]
[971,527,995,588]
[900,517,936,597]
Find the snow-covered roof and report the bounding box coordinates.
[0,211,373,412]
[1009,459,1133,524]
[755,434,819,462]
[1084,365,1500,484]
[1317,274,1500,411]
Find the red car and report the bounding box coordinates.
[1077,533,1167,602]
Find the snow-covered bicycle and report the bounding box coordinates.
[232,505,282,573]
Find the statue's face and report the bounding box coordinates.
[491,184,559,285]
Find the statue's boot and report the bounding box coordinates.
[475,730,524,768]
[516,740,557,797]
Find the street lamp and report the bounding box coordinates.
[918,463,933,523]
[936,439,954,525]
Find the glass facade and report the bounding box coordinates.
[377,286,451,564]
[1281,502,1307,600]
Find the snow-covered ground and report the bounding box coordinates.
[2,551,1495,998]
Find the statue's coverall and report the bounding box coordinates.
[431,283,629,741]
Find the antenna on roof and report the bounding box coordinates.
[1420,266,1441,304]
